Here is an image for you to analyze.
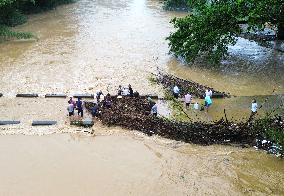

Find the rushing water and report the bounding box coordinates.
[0,0,283,195]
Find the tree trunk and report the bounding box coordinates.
[276,24,284,40]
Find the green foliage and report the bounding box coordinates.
[167,0,284,64]
[2,9,27,26]
[254,116,284,157]
[0,0,16,7]
[0,25,33,40]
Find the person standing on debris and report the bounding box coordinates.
[67,102,74,116]
[91,103,99,117]
[205,89,213,97]
[147,96,155,107]
[122,87,129,96]
[133,91,139,97]
[96,90,104,103]
[251,99,258,114]
[209,89,213,97]
[128,84,134,97]
[104,93,112,108]
[184,93,192,109]
[76,98,84,117]
[117,85,123,95]
[173,85,180,99]
[151,102,158,117]
[204,95,212,112]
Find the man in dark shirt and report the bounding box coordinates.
[76,98,83,117]
[128,84,133,97]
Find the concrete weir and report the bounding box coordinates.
[73,94,94,98]
[32,121,57,126]
[0,120,21,125]
[45,94,67,98]
[16,93,39,98]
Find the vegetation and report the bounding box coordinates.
[167,0,284,64]
[0,0,74,41]
[254,116,284,157]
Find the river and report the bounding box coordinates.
[0,0,283,195]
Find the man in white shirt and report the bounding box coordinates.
[209,89,213,97]
[151,102,158,117]
[184,93,192,109]
[251,99,258,114]
[248,99,258,122]
[67,103,74,116]
[205,89,213,97]
[173,85,180,99]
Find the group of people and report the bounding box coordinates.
[117,84,140,97]
[66,90,114,118]
[172,85,258,114]
[67,84,259,120]
[92,91,113,117]
[172,85,213,112]
[67,97,84,117]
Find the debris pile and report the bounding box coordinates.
[85,97,263,146]
[156,72,230,98]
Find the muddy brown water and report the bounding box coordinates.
[0,0,283,195]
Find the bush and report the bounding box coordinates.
[254,116,284,157]
[0,25,33,40]
[3,9,27,26]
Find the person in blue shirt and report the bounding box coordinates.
[204,95,212,112]
[91,103,99,117]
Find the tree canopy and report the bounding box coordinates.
[167,0,284,64]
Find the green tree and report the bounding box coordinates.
[167,0,284,64]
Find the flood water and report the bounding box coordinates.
[0,0,283,195]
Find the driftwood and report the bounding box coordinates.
[84,97,276,146]
[156,72,230,98]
